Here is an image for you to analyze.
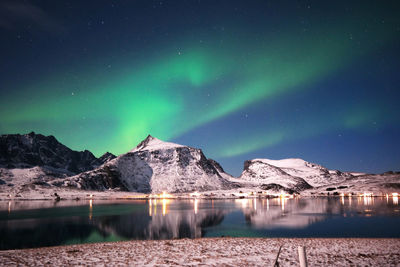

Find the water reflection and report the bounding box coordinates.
[393,195,398,205]
[89,199,93,220]
[1,197,400,250]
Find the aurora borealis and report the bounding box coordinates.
[1,1,399,175]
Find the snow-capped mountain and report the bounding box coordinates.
[2,132,398,196]
[63,135,234,193]
[0,132,115,173]
[254,158,352,187]
[239,159,312,192]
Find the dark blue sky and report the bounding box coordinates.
[0,0,399,176]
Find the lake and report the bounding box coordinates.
[1,196,400,250]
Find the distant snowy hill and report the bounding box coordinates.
[254,158,352,187]
[61,135,235,193]
[239,159,312,192]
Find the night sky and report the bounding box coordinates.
[1,1,399,176]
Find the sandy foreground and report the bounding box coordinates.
[0,238,399,266]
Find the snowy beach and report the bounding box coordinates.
[1,238,399,266]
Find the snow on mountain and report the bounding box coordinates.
[131,136,184,152]
[63,135,235,193]
[251,158,352,187]
[239,159,312,192]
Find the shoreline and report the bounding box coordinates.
[1,187,398,201]
[1,237,399,266]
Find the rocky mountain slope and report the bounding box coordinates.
[0,132,115,173]
[61,135,235,193]
[0,132,116,192]
[239,159,312,192]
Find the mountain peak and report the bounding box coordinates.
[131,134,183,152]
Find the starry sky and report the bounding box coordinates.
[0,0,399,176]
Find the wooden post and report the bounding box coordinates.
[273,245,282,267]
[298,246,308,267]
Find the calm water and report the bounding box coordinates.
[1,197,400,250]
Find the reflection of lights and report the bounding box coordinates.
[357,195,362,205]
[393,194,399,205]
[162,198,167,216]
[253,198,257,211]
[8,201,11,214]
[386,194,389,204]
[363,195,373,206]
[148,198,170,216]
[89,199,93,220]
[278,197,286,211]
[235,198,249,209]
[267,199,269,211]
[340,196,344,206]
[149,199,152,216]
[194,199,198,214]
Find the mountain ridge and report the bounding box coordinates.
[1,132,399,195]
[0,132,115,173]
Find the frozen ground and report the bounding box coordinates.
[0,238,399,266]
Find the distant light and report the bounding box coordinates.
[190,192,200,198]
